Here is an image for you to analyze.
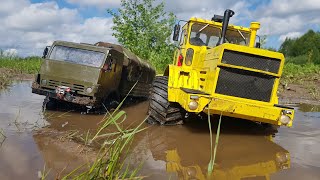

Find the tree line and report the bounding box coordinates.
[279,30,320,65]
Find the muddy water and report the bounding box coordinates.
[0,81,46,179]
[0,81,320,180]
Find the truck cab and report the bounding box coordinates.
[32,41,155,108]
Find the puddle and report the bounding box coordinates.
[0,81,45,179]
[0,81,320,179]
[298,103,320,112]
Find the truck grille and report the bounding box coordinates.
[222,50,281,74]
[48,80,85,92]
[215,67,275,102]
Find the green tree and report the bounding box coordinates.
[279,37,294,56]
[279,30,320,64]
[108,0,176,71]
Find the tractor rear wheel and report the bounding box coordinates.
[147,76,184,125]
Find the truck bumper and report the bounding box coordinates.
[205,97,294,127]
[31,82,96,106]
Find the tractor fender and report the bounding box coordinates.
[163,65,170,76]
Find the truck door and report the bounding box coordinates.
[98,50,123,99]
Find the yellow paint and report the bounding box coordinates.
[249,22,260,47]
[165,148,290,180]
[167,18,295,127]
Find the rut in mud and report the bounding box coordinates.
[0,81,320,180]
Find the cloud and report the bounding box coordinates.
[3,49,18,57]
[259,0,320,17]
[4,2,78,31]
[255,0,320,37]
[279,32,303,42]
[0,1,115,56]
[1,0,320,54]
[0,0,29,16]
[67,0,121,8]
[161,0,250,23]
[59,17,116,43]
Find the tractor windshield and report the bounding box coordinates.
[49,45,105,67]
[189,23,250,47]
[189,23,221,47]
[225,30,250,45]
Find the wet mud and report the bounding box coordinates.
[0,81,320,179]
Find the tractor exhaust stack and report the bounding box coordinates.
[217,9,235,46]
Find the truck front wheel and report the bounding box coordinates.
[147,76,184,125]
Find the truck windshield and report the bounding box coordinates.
[189,23,221,47]
[49,45,105,67]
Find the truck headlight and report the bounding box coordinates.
[188,101,198,110]
[280,115,291,125]
[86,87,93,94]
[41,79,47,85]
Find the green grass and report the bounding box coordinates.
[0,69,14,89]
[0,55,42,74]
[0,55,42,88]
[40,81,147,179]
[60,110,146,179]
[282,63,320,83]
[281,62,320,99]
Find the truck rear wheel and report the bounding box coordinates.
[147,76,184,125]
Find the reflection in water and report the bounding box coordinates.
[127,119,290,180]
[298,103,320,112]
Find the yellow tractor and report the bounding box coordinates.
[147,9,294,126]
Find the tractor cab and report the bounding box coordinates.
[172,10,260,67]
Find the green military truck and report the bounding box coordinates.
[32,41,155,110]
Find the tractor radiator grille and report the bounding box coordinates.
[215,67,275,102]
[222,50,281,73]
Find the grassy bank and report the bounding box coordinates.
[0,56,42,74]
[281,62,320,99]
[282,63,320,82]
[0,56,42,89]
[0,69,15,89]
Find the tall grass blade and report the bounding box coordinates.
[212,113,222,169]
[207,111,223,177]
[207,109,213,176]
[0,129,6,147]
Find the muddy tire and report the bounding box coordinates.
[147,76,184,125]
[43,97,58,110]
[261,123,279,134]
[102,92,120,111]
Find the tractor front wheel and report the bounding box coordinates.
[147,76,184,125]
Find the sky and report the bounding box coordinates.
[0,0,319,56]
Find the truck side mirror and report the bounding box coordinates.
[42,46,50,58]
[173,24,181,41]
[255,42,261,48]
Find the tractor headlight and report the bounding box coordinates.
[188,101,198,110]
[41,79,47,85]
[280,115,291,125]
[86,87,93,94]
[276,152,289,164]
